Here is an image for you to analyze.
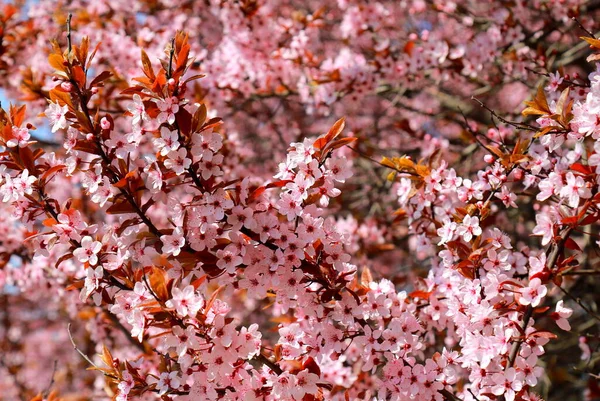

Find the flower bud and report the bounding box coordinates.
[100,117,111,130]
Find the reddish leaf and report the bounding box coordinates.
[570,162,593,175]
[90,70,113,88]
[106,199,136,215]
[564,237,581,251]
[302,356,321,376]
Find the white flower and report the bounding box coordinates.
[456,215,482,242]
[45,101,69,132]
[74,236,103,265]
[161,227,185,256]
[128,94,148,126]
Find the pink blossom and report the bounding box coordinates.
[156,96,180,125]
[519,278,547,307]
[74,236,103,265]
[161,227,185,256]
[45,101,69,132]
[166,285,204,318]
[456,215,482,242]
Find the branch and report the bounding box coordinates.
[67,323,103,371]
[438,388,462,401]
[508,226,574,369]
[66,13,72,55]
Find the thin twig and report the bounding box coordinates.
[66,13,72,55]
[471,96,536,132]
[167,36,176,80]
[572,16,595,38]
[438,388,461,401]
[42,360,58,398]
[557,285,600,323]
[67,323,109,374]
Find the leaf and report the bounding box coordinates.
[205,285,225,312]
[9,104,26,127]
[265,179,292,189]
[315,117,346,150]
[99,345,114,368]
[555,87,570,116]
[48,53,67,74]
[408,290,432,300]
[485,145,505,158]
[248,186,265,202]
[106,199,136,215]
[580,213,600,226]
[302,356,321,376]
[87,41,102,67]
[570,162,593,175]
[148,266,169,301]
[90,70,113,88]
[360,267,373,286]
[140,49,155,81]
[533,126,556,139]
[72,65,86,88]
[18,146,36,174]
[192,103,207,133]
[73,139,99,154]
[529,330,558,340]
[42,217,58,227]
[581,36,600,49]
[191,275,207,290]
[41,164,66,182]
[183,73,206,85]
[49,88,74,110]
[55,252,73,269]
[175,107,193,136]
[199,117,223,133]
[79,36,90,69]
[326,136,357,151]
[522,86,551,116]
[564,237,581,251]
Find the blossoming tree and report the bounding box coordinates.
[0,1,600,401]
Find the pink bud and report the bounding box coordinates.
[513,169,523,180]
[484,154,494,163]
[61,81,72,92]
[100,117,111,130]
[91,87,99,95]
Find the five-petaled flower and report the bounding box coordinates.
[74,236,103,265]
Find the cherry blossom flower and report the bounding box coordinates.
[559,172,591,208]
[164,148,192,175]
[128,94,148,126]
[74,236,103,265]
[154,127,180,156]
[166,285,204,317]
[519,278,547,307]
[532,213,554,246]
[161,228,185,256]
[491,367,524,401]
[7,126,30,148]
[156,371,181,395]
[550,300,573,330]
[156,96,180,125]
[45,101,69,132]
[456,215,482,242]
[545,71,564,92]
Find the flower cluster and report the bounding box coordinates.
[0,2,599,401]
